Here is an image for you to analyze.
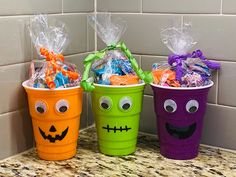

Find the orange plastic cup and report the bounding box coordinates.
[22,81,83,160]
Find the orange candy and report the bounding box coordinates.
[110,75,139,85]
[152,69,180,87]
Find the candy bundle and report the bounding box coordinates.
[85,13,140,86]
[152,25,220,87]
[91,49,138,85]
[28,15,81,89]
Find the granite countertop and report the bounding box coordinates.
[0,126,236,177]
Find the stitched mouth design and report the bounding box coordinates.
[39,127,69,143]
[166,123,196,139]
[102,125,131,133]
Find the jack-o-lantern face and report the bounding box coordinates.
[29,95,81,145]
[24,85,83,160]
[34,99,70,143]
[39,126,69,143]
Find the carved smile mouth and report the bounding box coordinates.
[166,123,196,139]
[102,125,131,133]
[39,127,69,143]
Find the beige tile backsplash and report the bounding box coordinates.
[142,0,221,14]
[97,0,141,12]
[0,1,95,159]
[218,61,236,107]
[63,0,94,13]
[0,0,62,15]
[0,16,31,66]
[222,0,236,14]
[0,109,33,159]
[0,63,29,114]
[1,0,236,159]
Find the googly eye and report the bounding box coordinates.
[55,99,69,113]
[99,97,112,110]
[35,101,47,114]
[164,99,177,113]
[186,100,199,113]
[119,97,132,111]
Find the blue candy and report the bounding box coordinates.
[54,72,69,87]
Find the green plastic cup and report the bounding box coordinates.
[91,82,145,156]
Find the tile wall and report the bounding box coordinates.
[0,0,95,159]
[1,0,236,159]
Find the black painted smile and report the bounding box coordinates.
[166,123,196,139]
[39,127,69,143]
[102,125,131,133]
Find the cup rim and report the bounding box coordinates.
[22,80,81,91]
[150,80,214,90]
[93,81,145,88]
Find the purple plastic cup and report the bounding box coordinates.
[151,81,213,160]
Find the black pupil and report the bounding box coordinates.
[59,106,68,112]
[122,103,130,110]
[101,102,109,109]
[37,107,44,113]
[189,106,197,113]
[166,105,174,112]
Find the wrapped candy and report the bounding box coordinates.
[28,15,81,89]
[81,13,151,91]
[88,14,137,85]
[152,24,220,87]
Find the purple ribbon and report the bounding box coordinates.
[168,49,220,81]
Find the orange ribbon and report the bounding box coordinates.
[40,47,79,89]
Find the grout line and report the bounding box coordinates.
[134,54,236,63]
[144,95,153,98]
[139,131,157,137]
[215,60,236,63]
[0,13,62,18]
[142,96,236,110]
[95,12,236,17]
[138,131,236,153]
[216,70,219,104]
[140,0,143,14]
[0,108,28,118]
[80,123,95,132]
[200,143,236,153]
[64,51,93,58]
[48,12,95,16]
[220,0,223,15]
[86,21,89,51]
[0,148,34,161]
[0,61,31,68]
[207,102,236,109]
[94,0,97,51]
[1,12,236,18]
[86,93,89,127]
[62,0,64,14]
[140,55,143,68]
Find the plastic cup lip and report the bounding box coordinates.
[93,81,145,88]
[150,80,214,90]
[22,80,81,91]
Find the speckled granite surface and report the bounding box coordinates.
[0,127,236,177]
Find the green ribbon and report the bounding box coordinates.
[81,42,153,91]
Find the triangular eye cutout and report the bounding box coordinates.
[49,125,57,132]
